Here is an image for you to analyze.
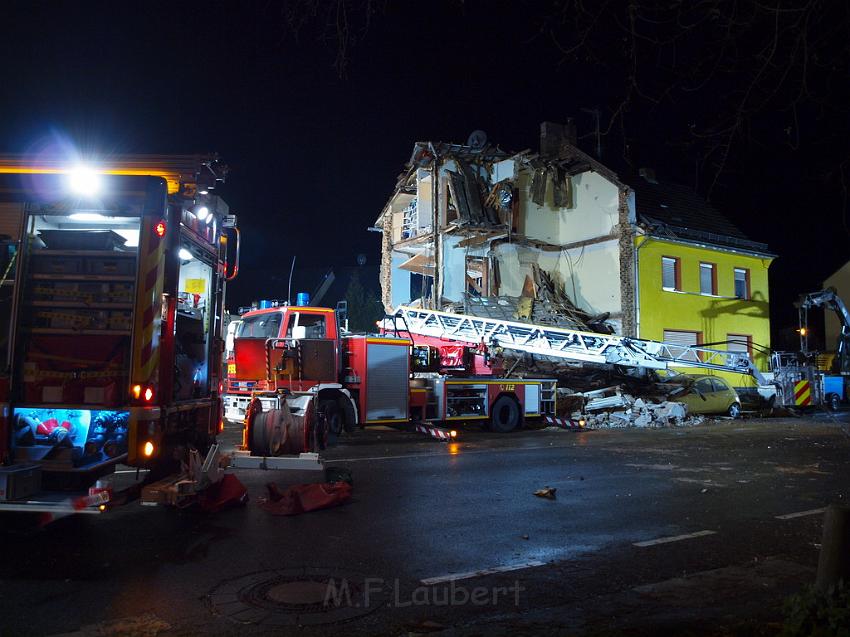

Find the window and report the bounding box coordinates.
[285,312,327,339]
[662,256,681,291]
[710,378,730,392]
[727,333,753,358]
[734,268,750,300]
[237,313,282,339]
[663,329,702,363]
[466,257,489,297]
[695,378,715,395]
[699,262,717,295]
[410,272,433,302]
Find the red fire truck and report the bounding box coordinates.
[227,295,775,453]
[225,301,558,454]
[0,155,241,515]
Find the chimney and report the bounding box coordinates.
[539,121,564,157]
[639,167,658,184]
[564,118,577,146]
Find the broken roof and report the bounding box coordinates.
[628,176,772,255]
[409,141,511,165]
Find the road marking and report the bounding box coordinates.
[775,507,826,520]
[421,561,546,585]
[633,530,716,547]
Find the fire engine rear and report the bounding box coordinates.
[0,155,239,515]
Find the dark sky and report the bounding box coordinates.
[1,1,847,345]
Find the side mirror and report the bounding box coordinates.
[221,226,240,281]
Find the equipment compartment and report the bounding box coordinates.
[86,256,136,276]
[30,254,84,275]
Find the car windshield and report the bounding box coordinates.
[235,312,282,339]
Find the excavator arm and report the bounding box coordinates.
[801,288,850,374]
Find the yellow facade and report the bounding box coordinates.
[636,236,773,387]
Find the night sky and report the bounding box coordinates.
[1,1,847,346]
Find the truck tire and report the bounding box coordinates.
[319,400,344,436]
[489,395,522,433]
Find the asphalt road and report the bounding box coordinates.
[1,414,849,636]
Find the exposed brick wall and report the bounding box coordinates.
[380,212,393,313]
[617,188,637,337]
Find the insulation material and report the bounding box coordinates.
[398,253,436,276]
[552,167,573,208]
[530,166,547,205]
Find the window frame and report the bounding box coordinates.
[727,333,753,358]
[661,256,682,291]
[465,256,490,297]
[409,271,434,302]
[699,261,717,296]
[733,267,751,300]
[662,328,704,363]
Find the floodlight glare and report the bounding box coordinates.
[195,206,209,221]
[178,248,194,261]
[68,167,102,196]
[69,212,107,221]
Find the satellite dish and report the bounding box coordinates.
[467,129,488,149]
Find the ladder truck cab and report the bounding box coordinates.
[0,155,239,515]
[224,301,558,451]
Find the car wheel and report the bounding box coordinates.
[728,402,741,419]
[829,393,841,412]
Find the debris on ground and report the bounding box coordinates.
[533,486,557,499]
[197,474,249,513]
[555,382,707,429]
[260,481,352,516]
[53,613,171,637]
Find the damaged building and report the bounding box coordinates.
[376,122,774,387]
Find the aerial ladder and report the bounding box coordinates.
[389,306,770,384]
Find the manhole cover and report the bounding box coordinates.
[265,581,329,605]
[206,567,387,627]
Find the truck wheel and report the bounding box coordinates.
[489,395,521,433]
[319,401,344,436]
[829,393,841,412]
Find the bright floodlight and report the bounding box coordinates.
[178,248,194,261]
[195,206,209,221]
[68,167,102,196]
[69,212,107,222]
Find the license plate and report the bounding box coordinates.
[227,363,236,375]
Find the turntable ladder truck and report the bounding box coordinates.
[385,305,770,427]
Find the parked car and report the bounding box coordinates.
[666,374,742,418]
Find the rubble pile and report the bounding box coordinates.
[558,381,706,429]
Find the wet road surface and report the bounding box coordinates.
[1,415,848,636]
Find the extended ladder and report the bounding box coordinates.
[389,306,768,384]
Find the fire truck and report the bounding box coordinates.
[224,299,558,451]
[225,298,772,453]
[0,155,240,515]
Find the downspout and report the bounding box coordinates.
[633,231,654,339]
